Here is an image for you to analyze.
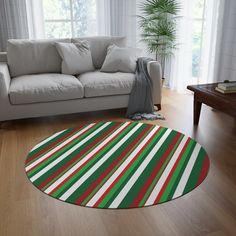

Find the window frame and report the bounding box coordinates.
[43,0,97,38]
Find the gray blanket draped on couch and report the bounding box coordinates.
[126,57,155,117]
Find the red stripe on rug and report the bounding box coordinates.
[196,155,210,187]
[26,123,97,173]
[26,126,83,164]
[37,122,121,189]
[153,138,191,204]
[47,123,133,195]
[130,132,182,207]
[93,127,161,208]
[75,125,153,205]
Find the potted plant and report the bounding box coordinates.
[138,0,180,81]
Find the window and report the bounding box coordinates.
[191,0,206,79]
[42,0,97,38]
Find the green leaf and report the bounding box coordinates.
[137,0,181,59]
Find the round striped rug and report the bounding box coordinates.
[25,122,209,209]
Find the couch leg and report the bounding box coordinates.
[0,121,4,129]
[154,104,161,111]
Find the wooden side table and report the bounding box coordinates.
[187,83,236,125]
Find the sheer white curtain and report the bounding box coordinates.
[0,0,45,51]
[209,0,226,83]
[166,0,194,92]
[26,0,45,39]
[167,0,224,92]
[96,0,137,47]
[0,0,29,51]
[96,0,111,35]
[199,0,224,84]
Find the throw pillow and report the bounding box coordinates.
[55,41,95,75]
[100,44,141,73]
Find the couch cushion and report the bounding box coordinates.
[55,41,95,75]
[7,38,70,77]
[9,74,84,105]
[72,36,126,69]
[77,71,135,98]
[101,44,141,73]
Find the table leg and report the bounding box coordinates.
[194,96,202,125]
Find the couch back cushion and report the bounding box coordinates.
[72,36,126,69]
[7,38,70,77]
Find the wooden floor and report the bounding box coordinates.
[0,88,236,236]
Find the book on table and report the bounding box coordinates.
[217,81,236,91]
[215,86,236,94]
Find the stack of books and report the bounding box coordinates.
[215,82,236,94]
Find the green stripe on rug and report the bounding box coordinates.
[66,124,151,203]
[34,122,121,187]
[162,140,197,201]
[117,130,179,208]
[27,122,107,177]
[98,128,168,208]
[183,147,206,194]
[52,122,139,198]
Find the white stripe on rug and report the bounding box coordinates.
[109,129,172,208]
[26,123,96,172]
[30,129,67,152]
[144,136,189,206]
[44,122,131,194]
[29,122,110,182]
[86,125,160,207]
[172,143,201,198]
[59,123,143,201]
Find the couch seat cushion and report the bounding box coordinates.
[9,73,84,105]
[77,71,135,98]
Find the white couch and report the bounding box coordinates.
[0,36,162,122]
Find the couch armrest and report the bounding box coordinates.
[0,63,11,98]
[147,60,162,106]
[0,52,7,62]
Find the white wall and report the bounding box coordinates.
[216,0,236,82]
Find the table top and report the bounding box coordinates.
[187,83,236,103]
